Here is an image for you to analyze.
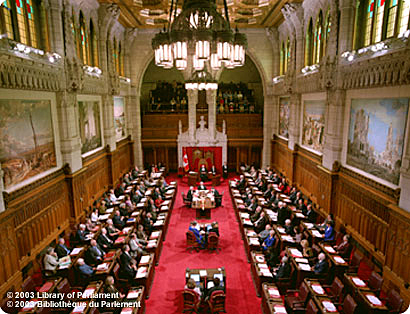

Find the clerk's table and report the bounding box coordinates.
[191,190,215,219]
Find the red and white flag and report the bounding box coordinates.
[183,153,189,172]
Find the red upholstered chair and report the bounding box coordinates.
[306,299,319,314]
[285,281,311,312]
[112,263,131,292]
[381,289,404,314]
[276,261,296,295]
[207,290,226,314]
[338,294,358,314]
[21,276,41,295]
[365,271,383,296]
[182,289,200,313]
[55,278,82,299]
[186,231,200,253]
[348,251,363,273]
[207,232,220,253]
[323,276,345,303]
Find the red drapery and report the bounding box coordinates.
[183,147,222,172]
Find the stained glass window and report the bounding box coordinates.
[1,0,14,40]
[16,0,28,45]
[314,11,323,64]
[118,42,124,76]
[285,38,290,73]
[25,0,37,47]
[279,42,284,75]
[399,0,410,35]
[364,0,375,45]
[373,0,386,42]
[90,20,98,67]
[323,10,331,54]
[113,38,119,73]
[79,12,88,65]
[305,18,313,66]
[386,0,399,37]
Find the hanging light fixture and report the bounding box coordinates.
[152,0,247,72]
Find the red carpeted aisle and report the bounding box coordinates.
[145,175,262,313]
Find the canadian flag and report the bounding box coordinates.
[183,153,189,172]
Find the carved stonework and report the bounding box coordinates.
[65,57,84,91]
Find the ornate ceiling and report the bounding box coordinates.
[97,0,302,29]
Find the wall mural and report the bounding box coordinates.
[78,100,102,155]
[0,99,56,189]
[114,97,126,141]
[279,97,290,138]
[301,100,326,153]
[347,98,409,185]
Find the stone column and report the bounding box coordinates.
[187,89,198,140]
[295,33,305,74]
[399,132,410,212]
[262,93,278,168]
[206,89,217,140]
[339,0,356,53]
[56,91,82,173]
[128,86,143,168]
[322,89,346,170]
[102,94,116,152]
[288,93,301,150]
[0,163,5,212]
[47,0,65,56]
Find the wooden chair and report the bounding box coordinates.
[276,261,296,295]
[181,192,192,207]
[338,294,358,314]
[112,263,131,292]
[182,289,200,313]
[207,232,220,253]
[186,231,200,253]
[21,276,41,296]
[285,281,310,312]
[207,290,226,313]
[365,271,383,296]
[381,289,404,313]
[348,251,363,273]
[304,299,319,314]
[323,276,345,303]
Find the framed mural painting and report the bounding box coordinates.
[114,96,126,141]
[301,100,326,154]
[0,92,60,190]
[346,98,409,185]
[78,97,103,156]
[279,97,290,139]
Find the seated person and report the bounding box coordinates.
[323,221,335,242]
[205,277,225,300]
[113,210,126,230]
[55,238,71,258]
[254,211,268,233]
[237,175,246,190]
[88,239,105,265]
[300,239,314,261]
[306,204,317,223]
[119,245,137,280]
[129,233,146,257]
[106,219,121,240]
[335,234,352,259]
[76,224,90,243]
[197,181,207,190]
[76,258,95,278]
[207,222,219,237]
[250,206,262,223]
[188,221,205,248]
[185,278,201,296]
[91,208,99,223]
[85,218,99,233]
[199,164,208,182]
[284,219,295,236]
[273,256,291,280]
[317,214,334,231]
[97,228,114,250]
[136,224,148,242]
[313,253,328,274]
[43,247,59,277]
[258,224,272,242]
[102,276,125,302]
[262,230,275,251]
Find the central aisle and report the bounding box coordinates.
[145,176,262,313]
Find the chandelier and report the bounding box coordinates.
[151,0,247,72]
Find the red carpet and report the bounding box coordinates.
[145,175,261,313]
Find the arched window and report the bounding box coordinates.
[279,38,290,75]
[113,37,119,74]
[285,38,290,73]
[118,42,124,76]
[279,41,284,75]
[90,19,98,67]
[356,0,410,48]
[79,12,89,64]
[323,9,331,55]
[313,10,323,64]
[1,0,15,40]
[305,18,314,66]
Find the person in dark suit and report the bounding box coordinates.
[254,211,268,233]
[119,245,137,280]
[335,234,352,259]
[222,162,228,179]
[55,238,71,258]
[199,164,208,182]
[211,165,217,175]
[207,222,219,237]
[314,253,329,274]
[277,203,291,226]
[88,240,105,264]
[306,204,317,223]
[187,186,194,202]
[97,228,114,250]
[273,256,291,280]
[189,221,205,248]
[76,224,89,243]
[211,188,221,207]
[198,182,207,190]
[237,175,246,190]
[284,219,295,236]
[205,277,225,300]
[113,210,126,230]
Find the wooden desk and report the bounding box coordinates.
[287,248,313,287]
[261,283,286,314]
[38,278,63,293]
[312,295,339,314]
[343,274,371,297]
[123,286,145,314]
[188,172,198,186]
[319,243,349,279]
[250,251,273,297]
[273,226,297,252]
[357,290,388,313]
[185,267,226,294]
[135,254,155,299]
[304,279,327,297]
[146,230,163,265]
[210,174,221,186]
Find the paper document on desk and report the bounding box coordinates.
[140,255,150,264]
[366,294,382,306]
[199,270,207,277]
[298,263,311,271]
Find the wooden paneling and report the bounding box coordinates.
[271,136,293,180]
[0,140,134,297]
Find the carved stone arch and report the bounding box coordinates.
[135,52,155,92]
